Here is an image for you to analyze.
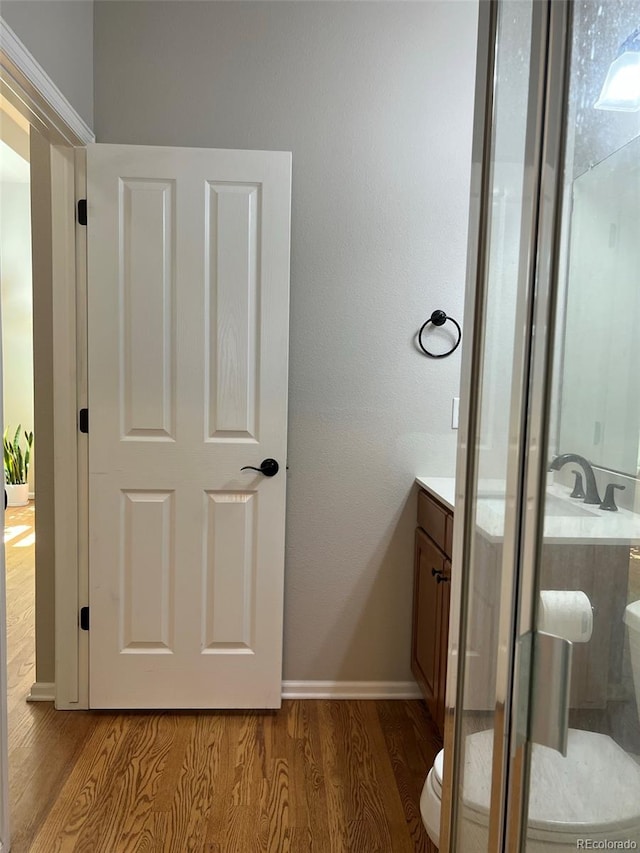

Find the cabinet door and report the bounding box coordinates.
[412,528,445,725]
[435,559,452,733]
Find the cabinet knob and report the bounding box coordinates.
[431,567,449,583]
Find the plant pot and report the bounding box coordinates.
[6,483,29,507]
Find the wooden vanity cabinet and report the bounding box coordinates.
[412,488,453,736]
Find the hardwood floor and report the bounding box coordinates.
[5,504,441,852]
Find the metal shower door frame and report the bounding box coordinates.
[440,0,574,849]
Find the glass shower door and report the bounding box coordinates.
[440,0,563,849]
[442,0,640,850]
[519,0,640,849]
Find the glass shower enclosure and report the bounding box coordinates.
[439,0,640,850]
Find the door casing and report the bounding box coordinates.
[0,15,95,716]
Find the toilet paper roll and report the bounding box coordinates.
[538,590,593,643]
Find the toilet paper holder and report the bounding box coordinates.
[517,592,596,758]
[530,631,573,756]
[538,589,594,644]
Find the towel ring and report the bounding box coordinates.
[418,310,462,359]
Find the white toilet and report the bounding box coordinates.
[624,599,640,724]
[420,600,640,850]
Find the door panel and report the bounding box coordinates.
[413,528,444,720]
[121,490,174,653]
[87,144,291,709]
[206,181,259,439]
[202,489,257,652]
[120,178,175,439]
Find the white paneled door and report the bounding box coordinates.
[87,144,291,709]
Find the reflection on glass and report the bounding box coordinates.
[526,0,640,849]
[595,26,640,113]
[558,136,640,477]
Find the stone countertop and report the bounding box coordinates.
[415,476,455,512]
[416,476,640,545]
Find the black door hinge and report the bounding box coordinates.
[77,199,87,226]
[80,606,90,631]
[79,408,89,433]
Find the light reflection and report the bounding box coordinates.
[4,525,30,543]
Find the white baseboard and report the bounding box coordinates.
[281,680,422,700]
[27,682,55,702]
[26,680,420,703]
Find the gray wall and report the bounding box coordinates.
[1,0,94,127]
[94,0,477,683]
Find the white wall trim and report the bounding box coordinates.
[26,682,56,703]
[0,16,94,145]
[281,680,422,700]
[0,404,9,853]
[51,145,87,710]
[34,680,422,702]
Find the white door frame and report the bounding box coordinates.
[1,15,94,721]
[0,291,10,852]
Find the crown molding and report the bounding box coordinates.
[0,16,94,145]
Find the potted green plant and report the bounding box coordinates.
[4,425,33,507]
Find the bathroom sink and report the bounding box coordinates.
[478,492,599,518]
[543,494,599,518]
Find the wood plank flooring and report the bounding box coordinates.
[5,504,441,852]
